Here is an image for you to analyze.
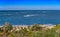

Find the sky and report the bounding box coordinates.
[0,0,60,10]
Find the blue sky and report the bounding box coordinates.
[0,0,60,10]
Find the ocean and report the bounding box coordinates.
[0,10,60,25]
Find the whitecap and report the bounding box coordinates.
[24,14,38,17]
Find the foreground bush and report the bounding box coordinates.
[0,23,60,37]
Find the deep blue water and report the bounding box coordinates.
[0,10,60,25]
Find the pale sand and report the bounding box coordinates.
[0,24,56,29]
[12,24,56,29]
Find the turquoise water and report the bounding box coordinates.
[0,10,60,25]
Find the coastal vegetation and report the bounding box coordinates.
[0,23,60,37]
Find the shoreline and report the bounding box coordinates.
[0,24,56,26]
[0,24,56,29]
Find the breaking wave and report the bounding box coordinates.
[24,14,38,17]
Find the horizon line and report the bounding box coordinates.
[0,9,60,10]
